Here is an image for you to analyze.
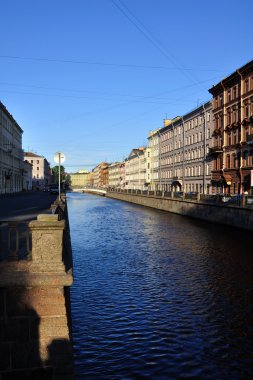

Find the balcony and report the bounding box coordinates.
[208,146,223,155]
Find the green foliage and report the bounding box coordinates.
[52,165,66,184]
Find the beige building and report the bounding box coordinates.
[92,162,109,188]
[147,129,161,190]
[159,102,213,194]
[125,147,146,190]
[24,152,51,190]
[23,160,33,191]
[108,162,120,188]
[0,101,23,194]
[68,170,90,189]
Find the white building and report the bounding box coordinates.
[125,147,146,190]
[108,162,122,189]
[147,128,161,190]
[24,152,51,190]
[0,101,23,194]
[23,160,33,191]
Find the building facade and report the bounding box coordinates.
[147,129,160,190]
[0,101,23,194]
[159,102,213,194]
[68,170,90,189]
[23,160,33,191]
[209,59,253,194]
[92,162,109,188]
[125,147,146,190]
[108,162,122,189]
[24,152,51,190]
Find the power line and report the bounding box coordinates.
[111,0,208,91]
[0,54,226,73]
[0,75,221,103]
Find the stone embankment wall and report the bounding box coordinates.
[107,192,253,231]
[0,197,74,379]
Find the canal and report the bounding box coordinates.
[67,192,253,379]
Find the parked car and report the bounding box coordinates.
[50,185,59,194]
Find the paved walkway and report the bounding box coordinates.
[0,191,58,221]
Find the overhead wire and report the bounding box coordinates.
[111,0,209,91]
[0,54,226,73]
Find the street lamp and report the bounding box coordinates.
[53,152,66,201]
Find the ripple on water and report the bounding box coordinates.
[67,193,253,379]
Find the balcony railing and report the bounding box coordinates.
[208,146,223,154]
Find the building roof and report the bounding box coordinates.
[0,101,23,133]
[24,152,42,158]
[209,59,253,95]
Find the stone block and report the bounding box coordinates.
[0,343,11,370]
[11,342,42,369]
[1,367,53,379]
[5,288,39,318]
[0,318,30,342]
[0,289,5,317]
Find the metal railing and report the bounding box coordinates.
[0,194,70,262]
[107,188,253,209]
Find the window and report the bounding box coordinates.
[37,160,39,164]
[233,86,237,100]
[227,108,231,124]
[227,90,231,102]
[245,79,249,93]
[226,154,230,169]
[37,167,39,170]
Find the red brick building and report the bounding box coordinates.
[209,60,253,194]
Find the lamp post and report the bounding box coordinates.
[53,152,66,201]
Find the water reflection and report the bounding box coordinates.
[68,192,253,379]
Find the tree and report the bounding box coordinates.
[52,165,66,184]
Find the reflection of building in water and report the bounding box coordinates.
[0,101,23,194]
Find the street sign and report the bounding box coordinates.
[54,152,66,164]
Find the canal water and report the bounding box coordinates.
[67,192,253,380]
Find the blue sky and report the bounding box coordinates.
[1,0,252,172]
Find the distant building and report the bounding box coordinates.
[0,101,23,194]
[147,129,161,190]
[24,152,51,190]
[92,162,109,188]
[23,160,33,191]
[108,162,122,189]
[68,170,90,189]
[125,147,146,190]
[209,59,253,194]
[156,101,213,194]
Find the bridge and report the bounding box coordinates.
[71,188,107,196]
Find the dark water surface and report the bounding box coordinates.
[67,192,253,379]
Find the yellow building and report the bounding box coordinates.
[68,170,90,189]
